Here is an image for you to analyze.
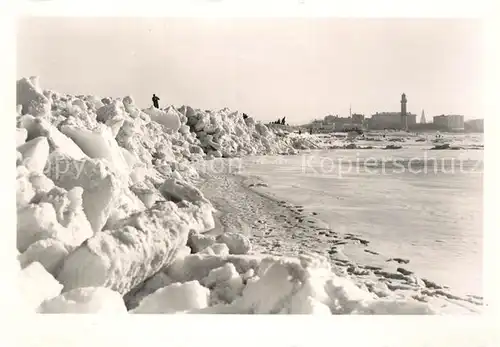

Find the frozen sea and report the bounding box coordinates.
[239,133,483,297]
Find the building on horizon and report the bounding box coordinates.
[320,114,364,131]
[352,113,365,124]
[465,118,484,133]
[368,112,417,130]
[433,114,465,131]
[366,93,416,130]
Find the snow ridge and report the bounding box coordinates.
[16,77,436,314]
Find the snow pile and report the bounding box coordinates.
[56,201,214,294]
[127,251,434,314]
[131,281,210,314]
[17,77,52,117]
[216,232,252,255]
[38,287,127,313]
[180,106,321,157]
[143,106,182,132]
[15,77,436,314]
[18,262,63,312]
[17,137,50,173]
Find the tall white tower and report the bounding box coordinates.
[420,109,426,124]
[400,93,407,130]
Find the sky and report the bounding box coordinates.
[16,17,482,124]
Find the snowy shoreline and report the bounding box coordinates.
[196,162,483,314]
[16,77,481,314]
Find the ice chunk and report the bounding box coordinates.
[17,203,65,252]
[199,247,215,255]
[120,147,139,169]
[166,253,227,283]
[16,77,51,117]
[189,144,204,154]
[17,186,93,253]
[209,243,230,256]
[96,100,125,124]
[18,116,87,160]
[56,202,192,294]
[239,260,297,314]
[216,232,251,255]
[287,274,332,314]
[16,170,35,208]
[255,123,270,137]
[38,287,127,313]
[27,171,55,200]
[180,125,191,135]
[202,263,240,288]
[19,238,69,276]
[130,184,163,209]
[194,116,208,132]
[123,272,175,310]
[122,95,135,108]
[130,165,148,185]
[160,178,209,204]
[209,150,222,158]
[96,100,126,137]
[182,201,216,232]
[85,95,105,110]
[44,152,121,233]
[19,262,62,311]
[162,245,191,275]
[201,263,244,303]
[60,124,129,176]
[187,230,216,253]
[72,98,88,112]
[154,142,176,163]
[106,118,125,138]
[17,136,50,173]
[104,186,146,227]
[324,276,376,314]
[142,272,174,292]
[38,186,93,244]
[143,106,181,132]
[241,268,255,282]
[17,128,28,146]
[132,281,210,314]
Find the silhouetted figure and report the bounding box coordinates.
[281,117,286,125]
[298,129,302,135]
[309,127,313,135]
[152,94,160,108]
[243,113,249,120]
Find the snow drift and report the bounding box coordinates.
[15,77,437,314]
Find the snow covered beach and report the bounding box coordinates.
[16,77,483,314]
[195,152,483,314]
[234,140,483,297]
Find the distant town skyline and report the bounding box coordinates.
[17,18,482,124]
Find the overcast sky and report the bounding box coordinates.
[17,18,482,124]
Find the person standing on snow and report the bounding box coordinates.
[152,94,160,108]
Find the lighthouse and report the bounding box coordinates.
[400,93,407,130]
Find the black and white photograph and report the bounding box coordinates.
[9,0,495,329]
